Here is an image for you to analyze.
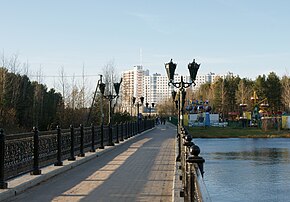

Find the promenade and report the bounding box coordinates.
[4,123,176,202]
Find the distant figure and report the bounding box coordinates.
[160,117,166,125]
[156,117,160,125]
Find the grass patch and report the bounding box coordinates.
[188,126,290,138]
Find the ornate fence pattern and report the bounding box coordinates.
[0,119,155,188]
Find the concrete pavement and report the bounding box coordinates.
[2,123,177,202]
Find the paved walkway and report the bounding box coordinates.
[6,123,176,202]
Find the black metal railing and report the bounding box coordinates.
[0,119,155,188]
[176,124,211,202]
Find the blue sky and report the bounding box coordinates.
[1,0,290,89]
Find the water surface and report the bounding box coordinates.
[194,138,290,202]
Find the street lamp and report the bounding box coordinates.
[132,96,144,133]
[151,103,154,117]
[146,103,154,118]
[165,59,200,127]
[99,77,122,146]
[165,59,200,162]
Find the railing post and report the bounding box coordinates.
[108,122,114,146]
[139,120,142,133]
[127,122,130,138]
[68,125,76,161]
[31,127,41,175]
[131,121,133,136]
[78,124,85,157]
[176,132,181,162]
[54,126,63,166]
[137,118,140,134]
[129,122,132,137]
[188,144,205,177]
[186,161,195,201]
[115,124,119,143]
[0,129,7,189]
[185,144,205,201]
[124,122,128,139]
[99,123,104,149]
[90,124,96,152]
[120,122,124,141]
[183,134,194,200]
[179,127,186,193]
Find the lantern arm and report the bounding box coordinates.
[168,80,181,88]
[103,94,118,101]
[183,80,196,88]
[168,80,196,89]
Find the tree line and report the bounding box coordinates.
[0,56,131,133]
[193,72,290,118]
[1,53,289,131]
[0,67,63,132]
[156,72,290,119]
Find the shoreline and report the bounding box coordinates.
[188,127,290,139]
[193,134,290,138]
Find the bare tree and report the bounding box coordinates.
[1,51,7,68]
[8,53,21,73]
[0,68,7,120]
[102,60,121,111]
[57,66,68,125]
[58,66,68,107]
[81,64,85,108]
[79,64,92,109]
[281,75,290,112]
[102,60,118,92]
[22,59,30,76]
[157,98,176,117]
[32,67,45,127]
[236,79,251,105]
[36,65,44,84]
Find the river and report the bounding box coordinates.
[194,138,290,202]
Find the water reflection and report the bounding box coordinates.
[212,148,290,165]
[194,138,290,202]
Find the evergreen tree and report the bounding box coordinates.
[265,72,282,112]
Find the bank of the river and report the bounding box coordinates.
[189,127,290,138]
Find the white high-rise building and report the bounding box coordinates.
[121,65,220,113]
[121,65,144,113]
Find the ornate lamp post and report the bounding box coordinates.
[149,103,155,118]
[165,59,200,162]
[132,96,144,133]
[166,59,205,197]
[171,90,179,122]
[99,77,122,146]
[145,102,155,117]
[165,59,200,127]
